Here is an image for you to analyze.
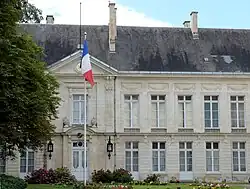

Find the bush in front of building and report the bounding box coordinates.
[0,174,27,189]
[25,167,76,185]
[91,168,133,183]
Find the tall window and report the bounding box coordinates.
[124,95,139,128]
[20,150,35,174]
[151,95,165,127]
[152,142,166,172]
[204,96,219,128]
[231,96,245,128]
[179,142,192,172]
[178,96,192,128]
[206,142,219,172]
[232,142,246,172]
[125,142,139,172]
[72,94,88,124]
[0,147,6,173]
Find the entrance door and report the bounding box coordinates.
[19,150,35,179]
[125,142,139,180]
[179,142,193,181]
[71,141,89,181]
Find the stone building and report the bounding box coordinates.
[1,2,250,182]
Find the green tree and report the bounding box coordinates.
[20,0,43,23]
[0,0,60,158]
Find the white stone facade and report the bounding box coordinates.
[2,51,250,182]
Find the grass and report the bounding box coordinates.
[27,183,246,189]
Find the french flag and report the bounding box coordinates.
[81,39,95,87]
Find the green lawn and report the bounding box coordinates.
[27,184,246,189]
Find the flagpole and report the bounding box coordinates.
[83,33,87,187]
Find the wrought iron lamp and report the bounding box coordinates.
[106,136,113,159]
[47,140,54,159]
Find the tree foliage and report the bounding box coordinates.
[0,0,60,158]
[20,0,43,23]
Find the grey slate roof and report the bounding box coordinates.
[20,24,250,72]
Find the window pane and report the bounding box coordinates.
[151,102,157,127]
[133,142,138,149]
[159,103,165,127]
[124,102,130,127]
[160,142,165,149]
[179,142,185,149]
[179,151,185,171]
[160,151,165,171]
[125,151,131,171]
[213,142,219,149]
[206,151,212,171]
[132,102,139,127]
[178,103,184,127]
[152,142,158,149]
[152,151,158,171]
[187,142,192,149]
[125,142,131,149]
[132,151,139,171]
[206,142,211,149]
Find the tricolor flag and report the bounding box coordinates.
[81,39,95,87]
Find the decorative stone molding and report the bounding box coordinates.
[148,83,169,91]
[121,82,142,90]
[143,135,148,143]
[201,84,222,91]
[227,84,248,92]
[174,83,195,91]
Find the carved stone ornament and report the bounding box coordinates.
[91,117,97,127]
[63,117,70,127]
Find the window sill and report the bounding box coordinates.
[124,128,140,133]
[231,128,246,133]
[204,128,220,133]
[205,172,221,175]
[232,171,247,174]
[178,128,194,133]
[151,128,167,133]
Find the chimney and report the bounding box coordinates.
[46,15,54,24]
[108,2,117,53]
[190,11,198,39]
[183,21,190,28]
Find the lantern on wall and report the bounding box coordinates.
[47,140,54,159]
[106,136,113,159]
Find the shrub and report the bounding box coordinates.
[25,168,56,184]
[0,174,27,189]
[91,169,113,183]
[144,174,159,183]
[112,168,133,183]
[54,167,77,184]
[25,167,76,184]
[91,168,133,183]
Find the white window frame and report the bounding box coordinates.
[230,96,245,128]
[204,96,219,128]
[232,142,246,172]
[151,95,166,128]
[206,142,219,172]
[124,95,139,128]
[179,142,193,172]
[177,95,192,128]
[125,142,139,172]
[20,149,35,174]
[152,142,166,172]
[71,94,88,125]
